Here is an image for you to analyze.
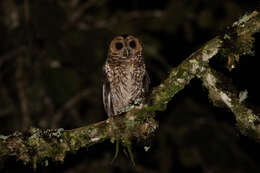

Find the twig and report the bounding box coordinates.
[64,0,99,30]
[66,10,164,30]
[51,89,91,128]
[0,87,16,118]
[15,56,31,131]
[0,47,26,68]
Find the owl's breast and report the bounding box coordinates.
[109,61,144,107]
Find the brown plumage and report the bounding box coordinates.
[102,35,149,117]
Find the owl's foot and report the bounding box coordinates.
[117,105,134,115]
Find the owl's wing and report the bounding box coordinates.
[102,66,114,117]
[143,71,150,95]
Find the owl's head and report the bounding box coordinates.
[108,35,142,59]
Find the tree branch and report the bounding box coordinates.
[0,11,259,168]
[198,66,260,140]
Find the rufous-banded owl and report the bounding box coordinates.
[102,35,149,117]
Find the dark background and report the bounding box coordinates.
[0,0,260,172]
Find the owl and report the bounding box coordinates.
[102,35,149,117]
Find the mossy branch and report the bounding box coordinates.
[0,11,259,167]
[198,66,260,140]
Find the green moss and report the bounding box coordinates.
[0,135,9,141]
[233,104,258,135]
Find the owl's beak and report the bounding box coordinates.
[123,48,129,57]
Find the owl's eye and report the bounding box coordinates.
[115,42,123,50]
[129,40,136,48]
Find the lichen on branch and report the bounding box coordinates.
[199,66,260,140]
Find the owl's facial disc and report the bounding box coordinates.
[113,41,128,58]
[115,42,123,50]
[109,35,142,59]
[125,36,142,52]
[123,48,129,57]
[129,40,136,49]
[109,36,124,53]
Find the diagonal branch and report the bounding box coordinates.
[198,66,260,140]
[0,11,259,168]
